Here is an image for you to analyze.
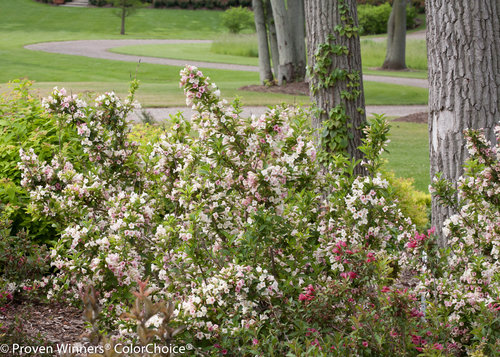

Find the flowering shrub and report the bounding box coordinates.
[0,204,50,310]
[408,126,500,355]
[18,66,499,355]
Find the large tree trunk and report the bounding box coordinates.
[288,0,306,80]
[305,0,367,176]
[382,0,407,70]
[426,0,500,245]
[270,0,296,84]
[264,0,280,79]
[253,0,274,83]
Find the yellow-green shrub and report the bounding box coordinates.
[384,171,430,230]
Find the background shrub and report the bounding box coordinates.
[0,80,81,245]
[134,0,251,9]
[358,3,418,35]
[221,6,254,33]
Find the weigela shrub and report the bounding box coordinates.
[407,126,500,355]
[20,66,498,355]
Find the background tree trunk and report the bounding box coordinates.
[305,0,367,176]
[270,0,296,84]
[120,5,126,35]
[426,0,500,245]
[382,0,407,69]
[253,0,274,83]
[288,0,306,80]
[264,0,280,79]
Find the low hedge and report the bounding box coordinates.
[358,3,417,35]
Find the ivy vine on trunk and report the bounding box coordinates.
[305,0,367,176]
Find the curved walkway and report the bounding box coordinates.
[129,105,428,123]
[25,39,428,88]
[25,39,429,119]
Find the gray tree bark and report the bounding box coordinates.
[426,0,500,245]
[382,0,407,70]
[288,0,306,80]
[305,0,367,176]
[270,0,296,84]
[264,0,280,78]
[253,0,274,83]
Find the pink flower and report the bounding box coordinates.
[362,341,368,347]
[252,338,259,345]
[407,240,417,248]
[433,343,443,350]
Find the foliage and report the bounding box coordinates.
[358,3,417,35]
[384,172,430,230]
[220,6,254,34]
[18,67,499,355]
[0,204,51,314]
[80,282,185,356]
[148,0,252,8]
[20,67,425,355]
[307,5,363,164]
[412,126,500,355]
[89,0,109,5]
[0,80,82,245]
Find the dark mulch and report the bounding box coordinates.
[393,111,428,124]
[240,81,310,96]
[1,298,85,347]
[240,83,428,124]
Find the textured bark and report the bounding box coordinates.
[426,0,500,245]
[305,0,367,176]
[264,0,280,78]
[270,0,296,84]
[253,0,274,83]
[288,0,306,80]
[382,0,407,69]
[120,6,126,35]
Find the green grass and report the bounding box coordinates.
[113,34,428,78]
[0,0,430,186]
[211,34,259,57]
[0,0,427,107]
[361,39,428,71]
[383,121,430,192]
[110,42,260,66]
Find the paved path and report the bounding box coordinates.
[129,105,428,123]
[25,39,429,120]
[369,30,426,43]
[25,39,428,88]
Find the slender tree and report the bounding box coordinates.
[382,0,407,70]
[253,0,274,83]
[264,0,280,78]
[108,0,142,35]
[270,0,296,84]
[287,0,306,79]
[426,0,500,245]
[305,0,367,176]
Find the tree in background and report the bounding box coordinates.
[264,0,280,79]
[253,0,273,83]
[253,0,305,85]
[382,0,407,69]
[426,0,500,244]
[305,0,367,176]
[108,0,143,35]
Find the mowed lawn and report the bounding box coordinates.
[0,0,428,106]
[0,0,430,192]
